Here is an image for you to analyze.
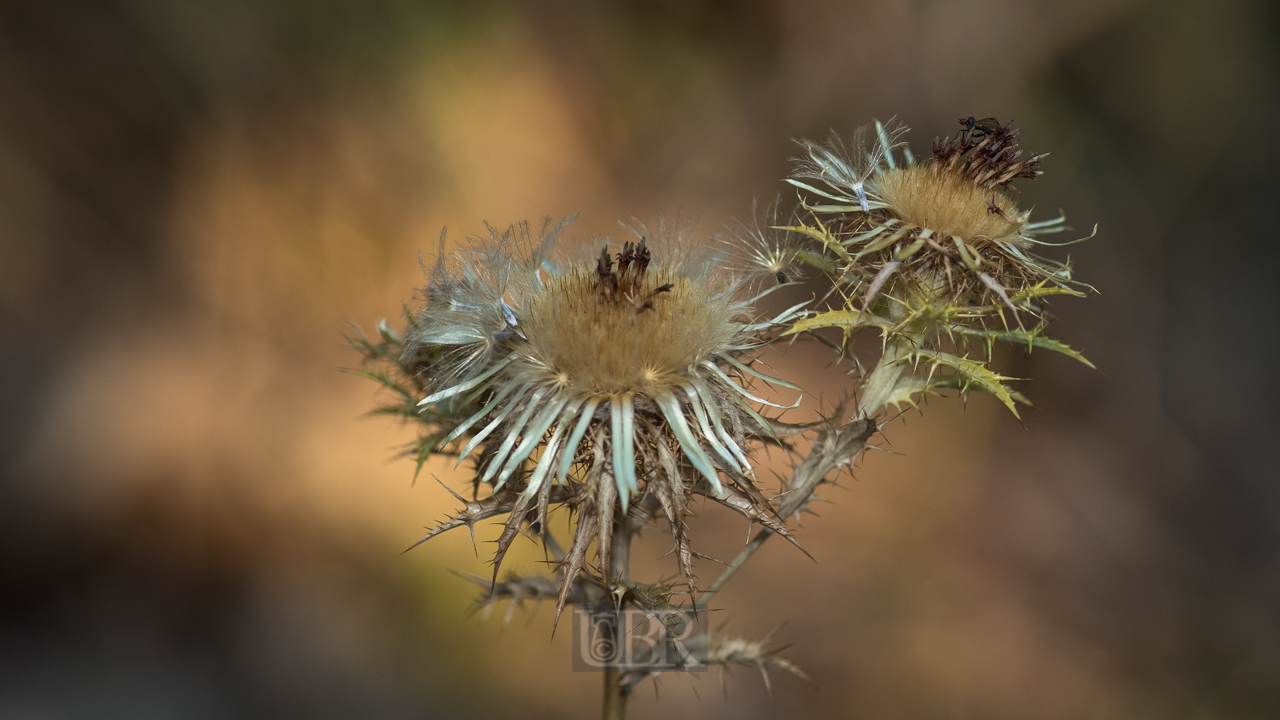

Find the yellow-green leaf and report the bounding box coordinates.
[954,326,1096,369]
[786,309,891,335]
[911,349,1020,416]
[773,221,851,263]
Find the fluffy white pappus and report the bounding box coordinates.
[724,197,811,287]
[406,217,573,383]
[787,118,909,213]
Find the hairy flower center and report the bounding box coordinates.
[518,248,738,396]
[873,166,1028,246]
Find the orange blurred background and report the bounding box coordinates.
[2,1,1278,718]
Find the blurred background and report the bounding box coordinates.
[2,0,1278,718]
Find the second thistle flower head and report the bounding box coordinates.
[790,118,1093,324]
[406,217,803,619]
[785,118,1097,418]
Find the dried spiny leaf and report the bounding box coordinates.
[595,455,619,594]
[555,483,603,630]
[490,496,534,586]
[707,636,813,692]
[652,441,697,595]
[703,480,809,558]
[403,484,521,554]
[780,417,878,519]
[611,578,679,608]
[460,571,604,625]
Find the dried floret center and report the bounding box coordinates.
[519,246,738,396]
[873,166,1028,246]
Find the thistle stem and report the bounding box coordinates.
[699,323,913,608]
[857,301,927,418]
[697,526,769,609]
[602,514,634,720]
[855,336,910,418]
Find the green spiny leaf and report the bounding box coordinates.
[773,220,851,263]
[928,374,1033,406]
[880,373,938,411]
[1009,281,1087,305]
[910,348,1020,416]
[787,309,892,336]
[794,249,837,273]
[953,326,1096,369]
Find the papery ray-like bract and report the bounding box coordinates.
[404,217,805,620]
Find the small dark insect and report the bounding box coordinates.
[774,270,789,284]
[958,116,999,139]
[984,197,1014,223]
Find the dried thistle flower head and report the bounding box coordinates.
[785,118,1097,417]
[788,118,1093,319]
[401,217,805,622]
